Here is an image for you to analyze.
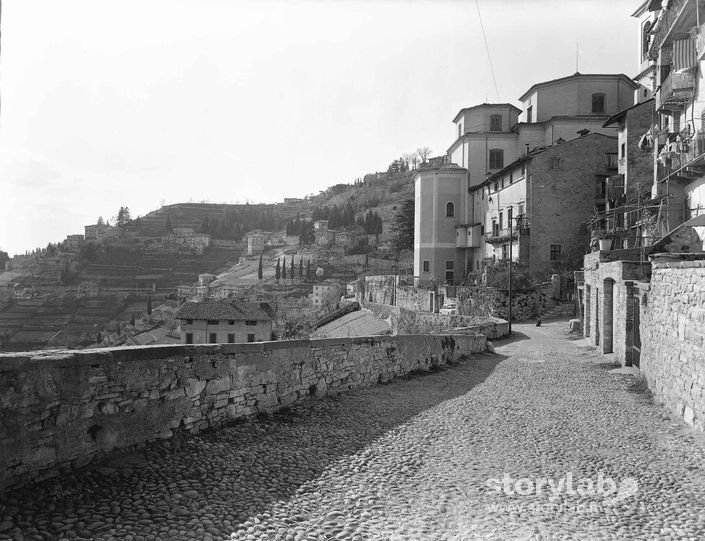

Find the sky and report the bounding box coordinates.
[0,0,641,256]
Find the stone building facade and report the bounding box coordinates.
[580,249,651,366]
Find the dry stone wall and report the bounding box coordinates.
[641,259,705,430]
[0,334,485,491]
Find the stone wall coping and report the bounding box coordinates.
[0,334,463,373]
[652,259,705,270]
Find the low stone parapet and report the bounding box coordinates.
[0,333,486,491]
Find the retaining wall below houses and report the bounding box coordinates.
[0,334,485,491]
[363,303,508,339]
[640,259,705,430]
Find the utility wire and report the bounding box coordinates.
[475,0,500,102]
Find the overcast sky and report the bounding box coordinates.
[0,0,640,256]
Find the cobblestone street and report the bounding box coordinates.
[3,320,705,540]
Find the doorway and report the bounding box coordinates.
[602,279,615,354]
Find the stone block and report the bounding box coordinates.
[185,378,207,398]
[205,376,231,395]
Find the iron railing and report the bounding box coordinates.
[657,129,705,182]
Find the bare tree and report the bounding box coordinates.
[417,147,432,164]
[410,153,420,170]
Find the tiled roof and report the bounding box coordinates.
[175,300,273,321]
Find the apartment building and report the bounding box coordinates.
[175,301,273,344]
[635,0,705,246]
[415,73,638,283]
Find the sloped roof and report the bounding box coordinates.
[452,103,522,123]
[312,310,391,339]
[175,300,272,321]
[603,98,654,128]
[519,72,639,102]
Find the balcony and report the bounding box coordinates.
[485,219,530,244]
[455,224,482,248]
[656,70,696,112]
[657,129,705,182]
[647,0,696,60]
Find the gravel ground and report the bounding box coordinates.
[2,319,705,540]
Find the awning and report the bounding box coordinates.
[673,39,697,71]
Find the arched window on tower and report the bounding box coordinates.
[446,202,455,217]
[642,20,652,59]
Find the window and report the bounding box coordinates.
[551,157,561,169]
[592,93,606,114]
[446,201,455,217]
[490,114,502,131]
[245,320,257,326]
[526,106,533,123]
[186,319,193,325]
[207,320,219,325]
[550,244,561,261]
[596,176,607,198]
[607,154,618,170]
[499,211,504,229]
[489,149,504,169]
[502,244,508,260]
[494,182,499,192]
[227,333,235,343]
[445,261,454,282]
[642,20,652,58]
[209,333,217,343]
[228,320,235,325]
[423,260,430,272]
[458,123,462,138]
[185,333,193,344]
[621,143,626,158]
[247,333,256,343]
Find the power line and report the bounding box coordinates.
[475,0,500,102]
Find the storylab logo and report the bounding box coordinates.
[486,472,639,504]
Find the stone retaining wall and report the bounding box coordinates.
[0,334,485,491]
[641,259,705,430]
[363,303,508,339]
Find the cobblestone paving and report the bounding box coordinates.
[3,320,705,540]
